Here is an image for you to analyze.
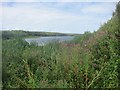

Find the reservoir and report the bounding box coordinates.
[25,36,74,46]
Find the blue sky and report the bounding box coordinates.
[0,0,118,34]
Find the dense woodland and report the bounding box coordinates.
[2,2,120,88]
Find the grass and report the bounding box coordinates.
[1,2,120,89]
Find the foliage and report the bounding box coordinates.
[2,2,120,89]
[2,30,74,40]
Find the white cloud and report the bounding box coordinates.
[2,3,91,32]
[81,3,116,14]
[0,6,2,29]
[56,0,119,2]
[1,2,116,33]
[1,0,120,2]
[2,4,86,24]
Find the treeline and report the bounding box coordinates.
[2,2,120,88]
[2,30,76,40]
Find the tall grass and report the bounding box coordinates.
[2,2,120,89]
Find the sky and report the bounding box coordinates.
[0,0,119,34]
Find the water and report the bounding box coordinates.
[25,36,74,46]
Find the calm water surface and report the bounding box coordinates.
[25,36,74,46]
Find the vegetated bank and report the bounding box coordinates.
[2,2,120,88]
[2,30,78,40]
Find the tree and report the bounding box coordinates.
[116,1,120,22]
